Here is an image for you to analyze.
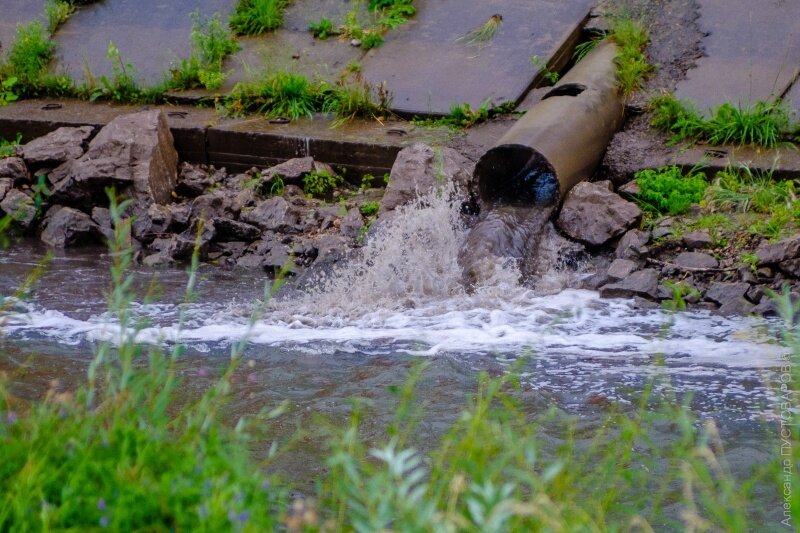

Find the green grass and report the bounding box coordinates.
[44,0,74,34]
[230,0,288,36]
[322,76,390,126]
[608,17,652,95]
[457,14,502,48]
[651,94,796,148]
[0,21,56,91]
[413,100,516,130]
[633,165,708,216]
[0,190,798,530]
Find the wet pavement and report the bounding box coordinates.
[54,0,234,85]
[0,0,45,59]
[673,0,800,113]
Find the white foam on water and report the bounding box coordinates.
[0,187,787,372]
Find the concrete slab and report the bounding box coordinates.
[0,98,454,176]
[0,0,46,55]
[674,0,800,113]
[52,0,235,86]
[785,80,800,121]
[360,0,593,116]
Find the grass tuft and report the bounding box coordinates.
[44,0,75,34]
[230,0,288,36]
[1,21,56,91]
[651,94,796,148]
[609,17,652,95]
[457,14,503,48]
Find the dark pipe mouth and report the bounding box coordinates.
[542,83,587,99]
[475,144,559,207]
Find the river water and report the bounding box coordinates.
[0,191,789,524]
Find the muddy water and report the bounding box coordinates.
[0,192,789,523]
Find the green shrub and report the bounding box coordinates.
[170,12,239,91]
[225,72,321,120]
[634,165,708,215]
[44,0,74,34]
[359,201,380,216]
[230,0,288,35]
[303,168,342,198]
[2,21,56,89]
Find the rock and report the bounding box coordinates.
[755,236,800,265]
[617,180,639,198]
[0,157,29,183]
[705,282,750,305]
[704,282,754,315]
[582,272,611,290]
[746,284,764,304]
[340,207,364,238]
[312,234,350,264]
[190,191,234,221]
[53,111,178,204]
[0,178,12,201]
[753,295,779,317]
[557,182,642,247]
[167,203,191,230]
[176,162,215,197]
[0,189,37,229]
[607,258,638,281]
[168,220,216,259]
[682,230,714,250]
[263,157,315,183]
[241,196,304,233]
[779,258,800,278]
[232,187,258,214]
[379,144,474,214]
[213,218,261,241]
[40,206,102,247]
[615,229,650,259]
[599,268,659,300]
[593,180,614,191]
[651,226,672,239]
[91,206,114,240]
[132,203,172,243]
[236,253,266,269]
[19,126,93,168]
[673,252,719,269]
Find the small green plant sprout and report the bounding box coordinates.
[741,252,759,272]
[93,41,139,102]
[308,17,338,39]
[359,201,380,216]
[269,174,285,196]
[337,196,348,217]
[0,133,22,158]
[360,32,384,49]
[31,174,52,217]
[457,14,503,49]
[359,173,375,190]
[45,0,75,34]
[530,55,559,85]
[633,165,708,216]
[0,77,19,106]
[230,0,288,35]
[573,38,601,62]
[661,280,700,312]
[191,12,239,90]
[303,168,343,198]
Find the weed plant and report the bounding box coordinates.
[457,14,503,49]
[414,100,516,130]
[303,168,343,198]
[634,165,708,216]
[0,133,21,158]
[651,94,796,148]
[308,17,337,39]
[44,0,74,34]
[609,17,651,95]
[230,0,288,36]
[0,78,18,107]
[359,201,380,216]
[171,12,239,91]
[322,76,390,126]
[0,21,56,91]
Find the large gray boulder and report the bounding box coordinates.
[379,143,474,214]
[241,196,304,233]
[756,236,800,265]
[40,206,103,247]
[0,156,29,183]
[19,126,94,168]
[557,182,642,247]
[598,268,659,300]
[49,111,178,205]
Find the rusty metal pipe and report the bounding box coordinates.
[475,41,624,206]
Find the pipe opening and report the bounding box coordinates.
[475,145,559,207]
[542,83,587,99]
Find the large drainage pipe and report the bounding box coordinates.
[474,40,625,206]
